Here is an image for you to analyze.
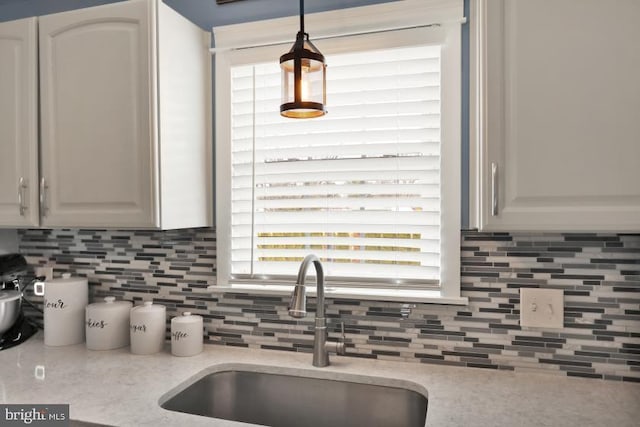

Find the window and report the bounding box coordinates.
[214,0,465,303]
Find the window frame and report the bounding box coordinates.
[213,0,466,304]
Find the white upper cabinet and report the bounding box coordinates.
[38,0,212,229]
[0,18,39,227]
[39,0,154,228]
[472,0,640,231]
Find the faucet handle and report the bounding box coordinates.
[324,322,346,356]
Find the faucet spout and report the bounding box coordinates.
[288,254,340,367]
[288,284,307,318]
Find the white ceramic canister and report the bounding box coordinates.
[129,301,166,355]
[170,312,203,357]
[34,273,88,346]
[85,296,132,350]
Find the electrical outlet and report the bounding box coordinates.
[520,288,564,329]
[35,266,54,281]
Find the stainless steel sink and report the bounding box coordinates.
[160,366,428,427]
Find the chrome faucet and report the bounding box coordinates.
[288,254,345,367]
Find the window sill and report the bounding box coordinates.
[208,284,468,305]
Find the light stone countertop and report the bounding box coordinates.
[1,333,639,427]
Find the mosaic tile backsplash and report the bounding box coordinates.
[17,228,640,382]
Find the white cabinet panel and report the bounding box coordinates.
[157,1,213,229]
[474,0,640,231]
[39,0,155,228]
[0,18,39,227]
[37,0,212,229]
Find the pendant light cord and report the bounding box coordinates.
[300,0,305,35]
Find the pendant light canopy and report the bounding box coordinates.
[280,0,327,119]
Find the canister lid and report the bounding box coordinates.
[131,301,166,314]
[48,273,88,286]
[87,296,132,311]
[0,289,21,302]
[171,312,202,324]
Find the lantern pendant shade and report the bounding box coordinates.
[280,3,327,118]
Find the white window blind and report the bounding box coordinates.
[230,45,443,286]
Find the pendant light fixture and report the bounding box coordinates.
[280,0,327,118]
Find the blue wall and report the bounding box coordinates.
[0,0,398,28]
[0,0,122,22]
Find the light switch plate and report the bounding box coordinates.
[520,288,564,329]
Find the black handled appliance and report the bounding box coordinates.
[0,253,28,289]
[0,253,38,350]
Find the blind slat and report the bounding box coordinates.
[232,156,441,176]
[233,223,439,234]
[253,236,440,250]
[234,211,440,226]
[232,184,440,202]
[233,100,441,119]
[233,261,440,280]
[232,169,439,187]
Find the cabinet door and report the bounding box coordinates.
[0,18,39,227]
[476,0,640,231]
[39,0,157,228]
